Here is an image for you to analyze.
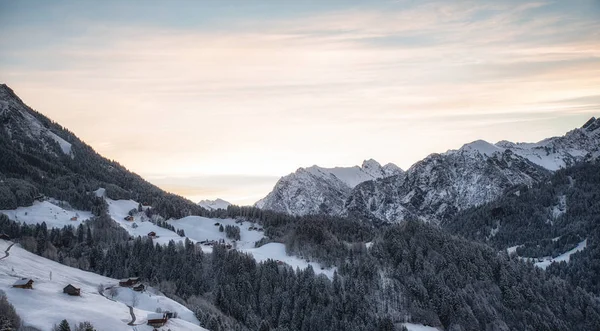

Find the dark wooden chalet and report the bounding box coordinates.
[147,231,157,238]
[124,215,134,221]
[0,233,10,240]
[12,278,34,289]
[119,277,141,287]
[63,284,81,296]
[147,312,168,327]
[133,283,145,292]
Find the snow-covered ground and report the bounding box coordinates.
[2,193,336,279]
[169,216,336,278]
[105,198,188,246]
[403,323,440,331]
[243,243,336,279]
[0,240,206,331]
[0,200,93,229]
[169,216,262,250]
[534,239,587,270]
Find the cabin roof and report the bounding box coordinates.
[147,313,165,320]
[64,284,80,290]
[13,278,33,286]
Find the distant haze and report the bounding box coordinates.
[1,0,599,204]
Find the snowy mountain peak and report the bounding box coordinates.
[255,159,402,216]
[582,116,600,132]
[198,198,231,211]
[458,139,505,157]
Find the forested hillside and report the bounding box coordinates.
[0,84,208,219]
[444,162,600,295]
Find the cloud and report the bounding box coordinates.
[0,0,599,201]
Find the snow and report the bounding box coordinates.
[551,195,567,218]
[198,198,231,211]
[111,287,198,325]
[168,216,262,250]
[0,240,206,331]
[459,140,504,157]
[242,243,336,279]
[106,198,187,246]
[168,216,336,278]
[534,239,587,270]
[48,131,72,155]
[94,187,106,197]
[506,245,522,255]
[0,200,93,229]
[403,323,440,331]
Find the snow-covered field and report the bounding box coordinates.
[1,193,336,280]
[170,216,336,278]
[534,239,587,270]
[403,323,440,331]
[0,239,206,331]
[169,216,263,250]
[105,198,188,246]
[0,200,93,229]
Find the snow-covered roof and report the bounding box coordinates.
[147,313,166,320]
[13,278,33,286]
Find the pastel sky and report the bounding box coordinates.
[1,0,599,205]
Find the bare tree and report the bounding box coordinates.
[109,286,118,299]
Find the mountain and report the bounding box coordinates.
[347,118,600,223]
[255,159,403,216]
[0,83,207,219]
[443,161,600,296]
[198,198,231,211]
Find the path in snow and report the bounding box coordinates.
[0,242,14,260]
[127,305,136,326]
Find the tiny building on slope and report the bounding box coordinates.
[147,312,168,327]
[12,278,34,289]
[63,284,81,296]
[0,233,10,240]
[119,277,140,287]
[147,231,156,238]
[133,283,145,292]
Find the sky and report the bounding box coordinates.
[1,0,599,205]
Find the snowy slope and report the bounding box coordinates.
[168,217,335,278]
[0,85,73,157]
[534,239,587,270]
[198,198,231,211]
[0,200,93,228]
[256,159,403,216]
[242,243,336,279]
[168,216,262,250]
[105,198,188,246]
[0,240,206,331]
[347,146,548,223]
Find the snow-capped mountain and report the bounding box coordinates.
[198,198,231,211]
[255,159,403,216]
[0,84,73,157]
[347,117,600,223]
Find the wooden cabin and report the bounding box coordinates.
[63,284,81,296]
[124,215,134,221]
[0,233,10,241]
[147,231,156,238]
[133,283,145,292]
[119,277,140,287]
[147,312,168,327]
[70,216,78,221]
[12,278,34,289]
